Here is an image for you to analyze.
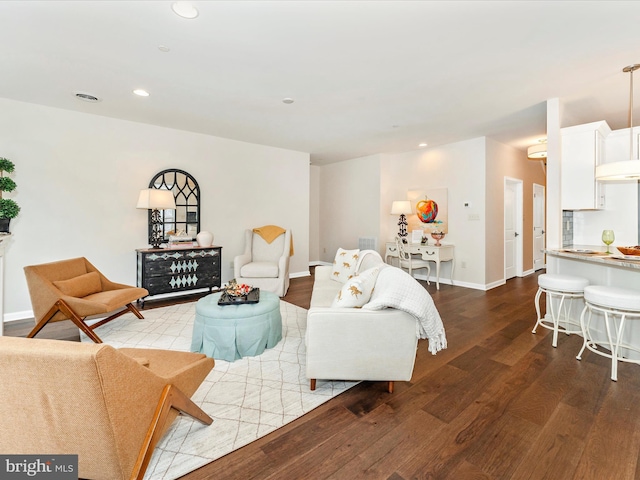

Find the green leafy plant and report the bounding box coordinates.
[0,157,19,219]
[0,199,19,219]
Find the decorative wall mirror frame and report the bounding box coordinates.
[148,169,200,243]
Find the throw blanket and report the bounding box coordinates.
[253,225,294,256]
[363,265,447,354]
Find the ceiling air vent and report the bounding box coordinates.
[74,92,101,102]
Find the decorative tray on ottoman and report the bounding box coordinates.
[218,281,260,305]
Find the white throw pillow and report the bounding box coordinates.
[330,248,360,283]
[331,267,380,308]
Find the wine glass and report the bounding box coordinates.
[602,230,615,254]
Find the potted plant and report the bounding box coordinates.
[0,157,19,233]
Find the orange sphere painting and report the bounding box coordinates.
[416,198,438,223]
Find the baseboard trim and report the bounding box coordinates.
[290,270,311,279]
[309,261,332,267]
[4,310,34,323]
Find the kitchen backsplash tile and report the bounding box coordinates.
[562,210,573,247]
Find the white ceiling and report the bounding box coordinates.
[2,0,640,165]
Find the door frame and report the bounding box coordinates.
[533,183,546,270]
[504,177,524,279]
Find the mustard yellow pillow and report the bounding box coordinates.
[53,271,102,297]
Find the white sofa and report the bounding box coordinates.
[306,250,420,393]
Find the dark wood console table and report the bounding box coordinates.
[136,245,222,306]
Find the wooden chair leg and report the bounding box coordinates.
[388,381,394,394]
[310,379,316,391]
[26,303,60,339]
[131,384,212,480]
[90,303,144,330]
[127,302,145,319]
[27,300,103,344]
[56,300,103,343]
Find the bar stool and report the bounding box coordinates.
[532,273,589,347]
[576,285,640,381]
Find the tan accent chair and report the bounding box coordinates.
[24,257,149,343]
[0,336,214,480]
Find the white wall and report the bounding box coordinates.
[309,164,320,262]
[318,154,381,262]
[0,98,310,320]
[381,138,487,288]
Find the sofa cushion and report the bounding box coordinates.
[331,267,380,308]
[53,271,102,298]
[240,262,279,278]
[330,248,360,283]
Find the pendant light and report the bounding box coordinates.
[527,139,547,159]
[596,64,640,181]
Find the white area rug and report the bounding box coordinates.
[81,301,357,480]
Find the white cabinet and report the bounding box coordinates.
[561,120,611,210]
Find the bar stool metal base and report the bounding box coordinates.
[532,274,588,348]
[577,291,640,382]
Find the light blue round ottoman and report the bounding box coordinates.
[190,290,282,361]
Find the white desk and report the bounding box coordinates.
[385,242,455,290]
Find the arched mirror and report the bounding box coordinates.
[148,169,200,243]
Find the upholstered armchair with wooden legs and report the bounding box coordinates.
[24,257,149,343]
[0,336,215,480]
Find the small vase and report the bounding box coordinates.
[0,218,10,233]
[431,232,445,246]
[196,231,213,247]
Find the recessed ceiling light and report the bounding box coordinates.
[133,89,150,97]
[74,92,101,102]
[158,45,170,53]
[171,2,199,19]
[282,98,294,104]
[419,143,428,147]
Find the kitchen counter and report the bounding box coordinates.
[545,245,640,360]
[546,246,640,270]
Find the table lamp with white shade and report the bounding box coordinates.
[136,188,176,248]
[391,200,412,241]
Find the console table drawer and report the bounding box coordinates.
[136,246,222,303]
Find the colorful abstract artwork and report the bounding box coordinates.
[407,187,448,234]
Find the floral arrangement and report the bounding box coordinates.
[225,279,255,297]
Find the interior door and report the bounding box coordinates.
[504,178,522,280]
[533,184,546,270]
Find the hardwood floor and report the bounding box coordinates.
[7,269,640,479]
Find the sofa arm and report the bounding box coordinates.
[306,307,418,382]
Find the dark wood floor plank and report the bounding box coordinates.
[572,379,640,480]
[464,412,541,479]
[327,409,448,480]
[507,348,583,426]
[509,402,591,480]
